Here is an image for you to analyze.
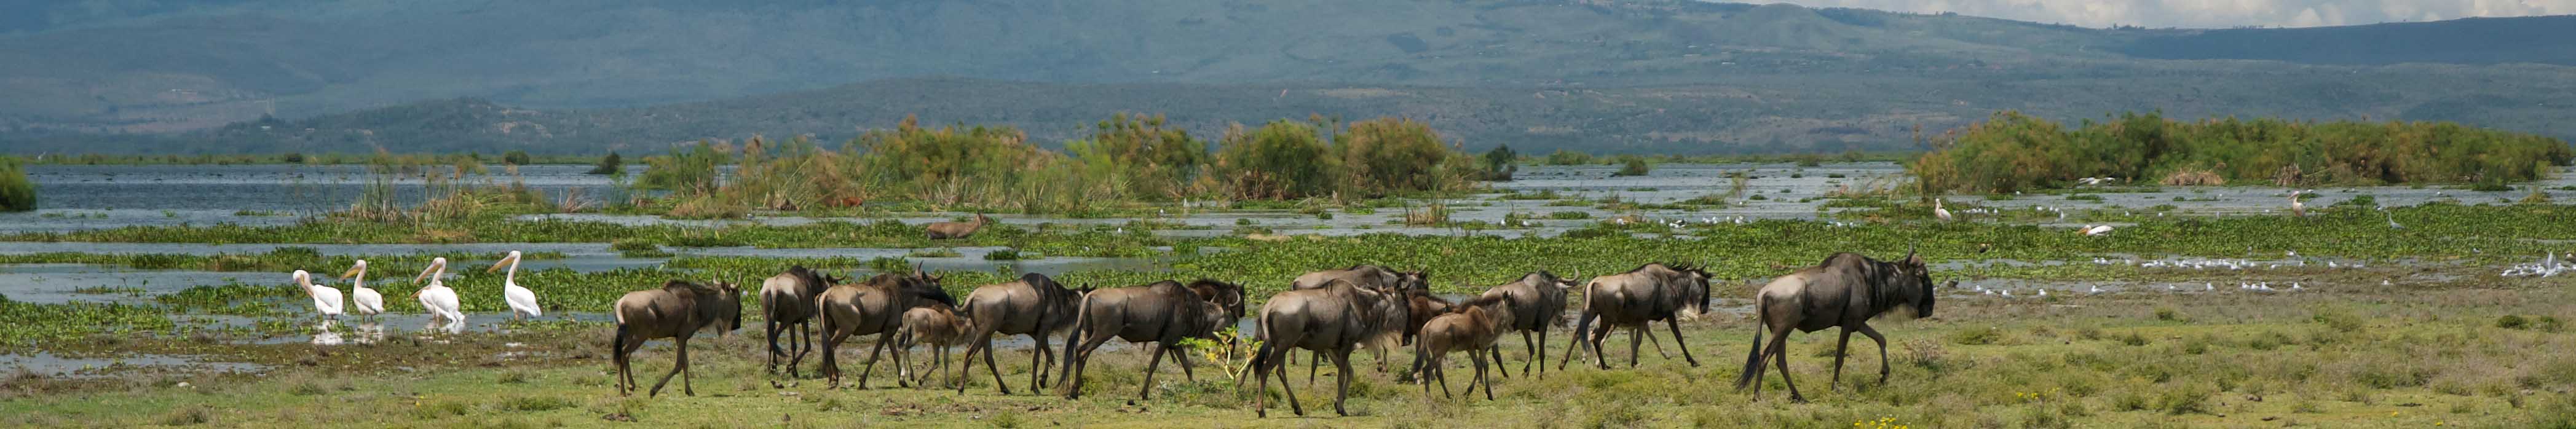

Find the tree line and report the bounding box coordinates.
[1910,111,2575,194]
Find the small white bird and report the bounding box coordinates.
[341,260,384,322]
[491,251,542,321]
[2384,211,2404,229]
[2001,290,2012,297]
[2080,224,2114,236]
[2204,283,2215,291]
[2037,289,2049,297]
[413,258,464,327]
[2087,285,2103,294]
[294,270,344,320]
[1932,199,1953,222]
[2288,190,2307,218]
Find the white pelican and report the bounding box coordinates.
[294,270,344,320]
[413,258,464,326]
[2079,224,2113,236]
[2288,190,2307,218]
[1932,199,1953,222]
[490,251,542,320]
[341,259,384,322]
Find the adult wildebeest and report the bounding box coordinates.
[1478,270,1578,376]
[1559,262,1712,370]
[1735,250,1943,403]
[816,267,956,389]
[953,272,1092,394]
[1246,280,1410,417]
[1414,295,1516,400]
[1055,280,1235,400]
[896,302,972,389]
[609,280,745,397]
[924,213,992,240]
[1290,264,1428,291]
[761,266,843,378]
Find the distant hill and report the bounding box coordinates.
[1,1,2572,154]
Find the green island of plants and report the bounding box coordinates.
[1911,111,2575,194]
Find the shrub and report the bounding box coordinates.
[587,152,623,175]
[1950,327,2001,345]
[0,157,33,212]
[2499,315,2531,330]
[1478,144,1519,181]
[1214,120,1337,199]
[1546,149,1594,165]
[1612,155,1651,176]
[1912,111,2573,194]
[502,150,532,165]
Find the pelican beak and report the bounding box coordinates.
[339,263,365,280]
[414,260,443,283]
[486,254,517,273]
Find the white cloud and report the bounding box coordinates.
[1755,0,2576,28]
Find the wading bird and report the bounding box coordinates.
[413,258,464,327]
[293,270,344,320]
[342,260,384,322]
[490,251,542,321]
[2288,190,2307,218]
[1931,199,1952,222]
[2079,224,2113,236]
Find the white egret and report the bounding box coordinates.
[413,257,464,326]
[293,270,344,320]
[1932,199,1953,222]
[2080,224,2113,236]
[341,259,384,322]
[489,251,542,321]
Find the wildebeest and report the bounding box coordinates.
[1055,280,1235,400]
[1182,278,1249,321]
[896,302,973,388]
[1246,280,1410,417]
[953,272,1092,394]
[1560,262,1712,370]
[1385,289,1458,382]
[1735,250,1942,402]
[816,267,957,389]
[1478,270,1578,376]
[1413,295,1516,400]
[609,280,745,397]
[924,213,992,240]
[1290,264,1428,291]
[760,266,842,378]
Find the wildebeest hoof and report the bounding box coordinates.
[1789,395,1808,403]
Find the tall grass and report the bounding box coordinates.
[1912,111,2575,194]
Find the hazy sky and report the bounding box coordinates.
[1760,0,2576,28]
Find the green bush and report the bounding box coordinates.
[1613,155,1651,176]
[1545,149,1594,165]
[1214,120,1337,199]
[587,152,623,175]
[0,157,31,212]
[2499,315,2531,330]
[501,150,532,165]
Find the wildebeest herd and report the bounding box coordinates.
[608,251,1946,417]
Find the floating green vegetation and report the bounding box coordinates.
[0,218,1170,258]
[608,239,670,258]
[0,248,555,274]
[0,297,174,347]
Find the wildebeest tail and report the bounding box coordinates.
[1056,294,1095,387]
[610,322,629,361]
[1735,294,1768,389]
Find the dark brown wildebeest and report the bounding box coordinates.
[952,272,1092,394]
[1736,250,1942,403]
[609,280,745,397]
[1289,264,1428,291]
[1413,294,1516,400]
[1246,280,1410,417]
[924,213,992,240]
[1386,289,1459,382]
[896,302,972,388]
[1181,278,1248,321]
[1054,280,1235,400]
[1559,262,1712,370]
[1480,270,1578,376]
[760,266,843,378]
[815,268,956,389]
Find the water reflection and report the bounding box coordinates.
[310,320,344,346]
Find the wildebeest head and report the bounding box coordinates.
[1396,270,1431,291]
[1669,263,1714,315]
[687,280,746,336]
[909,271,957,307]
[1894,248,1936,318]
[1186,278,1247,321]
[1188,299,1233,340]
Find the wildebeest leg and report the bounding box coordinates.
[1665,317,1699,367]
[1625,325,1644,368]
[1489,344,1510,378]
[1556,318,1586,371]
[858,333,894,390]
[1030,333,1052,388]
[820,325,844,388]
[614,331,642,396]
[1484,349,1504,403]
[1587,321,1614,369]
[790,320,812,377]
[1139,342,1168,400]
[1855,324,1891,385]
[1749,327,1793,398]
[1061,330,1113,399]
[767,318,783,374]
[1329,348,1355,416]
[1643,326,1670,359]
[1271,346,1308,417]
[1431,348,1452,398]
[648,337,689,397]
[1306,350,1323,387]
[1830,328,1853,391]
[1170,345,1199,382]
[1517,330,1538,375]
[965,334,1005,395]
